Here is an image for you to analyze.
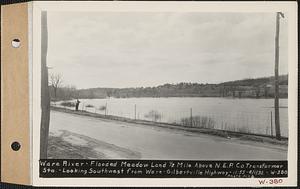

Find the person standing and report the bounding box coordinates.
[75,99,80,111]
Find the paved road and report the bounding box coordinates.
[49,110,287,160]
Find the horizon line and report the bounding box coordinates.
[75,74,288,90]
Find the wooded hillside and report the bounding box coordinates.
[50,75,288,101]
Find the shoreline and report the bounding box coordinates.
[50,106,288,147]
[51,96,289,102]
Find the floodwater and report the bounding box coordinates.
[55,97,288,137]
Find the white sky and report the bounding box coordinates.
[46,12,288,89]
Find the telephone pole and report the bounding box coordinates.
[274,12,284,140]
[40,11,50,158]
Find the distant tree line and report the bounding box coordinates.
[49,73,78,101]
[49,74,288,101]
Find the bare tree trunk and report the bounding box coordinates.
[274,12,282,140]
[54,87,57,99]
[40,11,50,158]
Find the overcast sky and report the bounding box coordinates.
[46,12,288,89]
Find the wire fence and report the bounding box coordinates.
[51,100,288,138]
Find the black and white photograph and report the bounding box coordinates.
[39,11,290,161]
[0,1,298,187]
[29,2,298,186]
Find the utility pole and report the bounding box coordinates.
[274,12,284,140]
[40,11,50,158]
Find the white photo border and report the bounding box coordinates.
[31,1,298,187]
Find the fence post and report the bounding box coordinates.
[190,108,193,127]
[134,104,137,120]
[270,111,273,137]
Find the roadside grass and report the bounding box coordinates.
[47,135,104,159]
[180,116,215,129]
[47,130,141,159]
[98,105,106,111]
[60,101,75,107]
[144,110,162,122]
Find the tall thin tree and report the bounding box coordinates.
[40,11,50,158]
[274,12,284,140]
[50,73,62,99]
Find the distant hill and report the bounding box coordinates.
[220,75,288,86]
[50,75,288,101]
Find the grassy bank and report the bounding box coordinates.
[50,106,288,147]
[47,130,141,159]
